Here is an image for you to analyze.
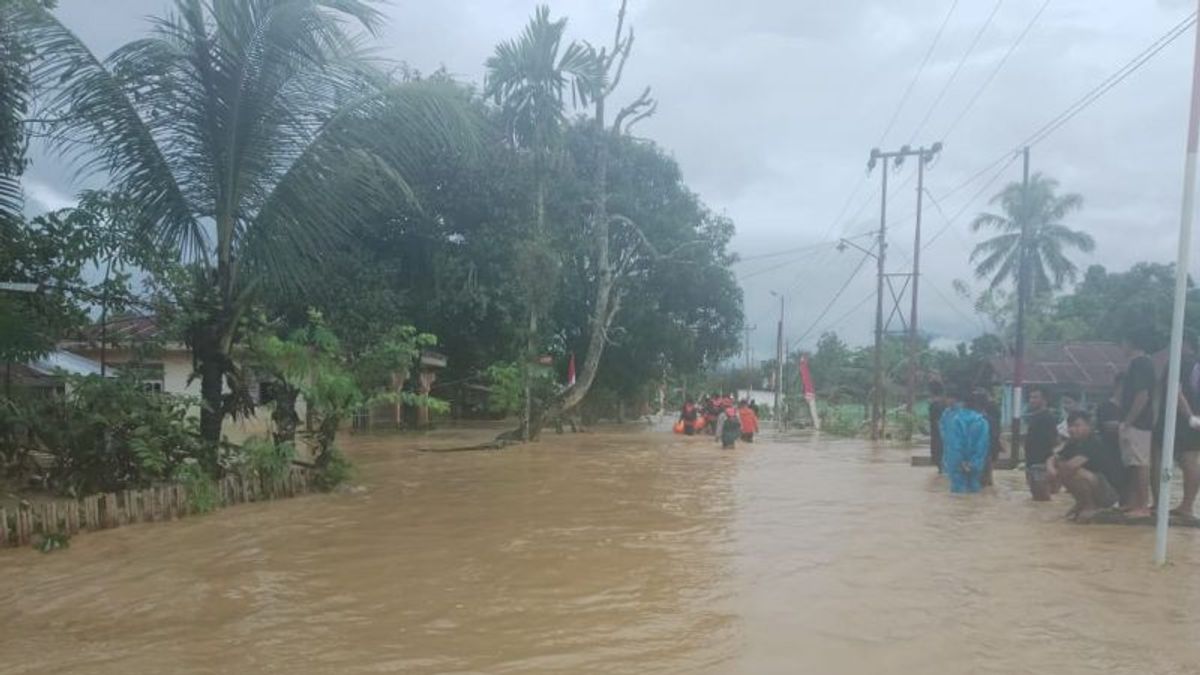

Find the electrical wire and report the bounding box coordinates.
[940,0,1054,141]
[908,0,1006,145]
[876,0,962,149]
[792,247,875,346]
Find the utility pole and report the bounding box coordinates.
[871,157,888,441]
[867,144,940,440]
[907,143,943,415]
[1154,0,1200,564]
[771,292,785,429]
[1011,146,1031,464]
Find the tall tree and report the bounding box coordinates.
[970,173,1093,293]
[527,0,661,438]
[485,5,601,439]
[16,0,477,454]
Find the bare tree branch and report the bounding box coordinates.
[611,86,653,135]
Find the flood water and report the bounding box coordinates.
[4,424,1200,674]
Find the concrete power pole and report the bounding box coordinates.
[867,144,940,440]
[1010,146,1031,464]
[907,143,943,415]
[771,292,785,429]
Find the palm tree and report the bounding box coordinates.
[15,0,477,455]
[970,173,1093,293]
[485,5,601,439]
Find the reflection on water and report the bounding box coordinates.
[3,424,1200,674]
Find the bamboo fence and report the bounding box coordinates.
[0,466,314,548]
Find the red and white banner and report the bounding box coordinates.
[799,355,815,402]
[567,352,577,387]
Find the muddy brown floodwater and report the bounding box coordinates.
[4,425,1200,674]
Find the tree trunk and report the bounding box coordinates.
[271,384,300,446]
[196,333,225,464]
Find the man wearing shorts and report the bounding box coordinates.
[1119,333,1156,518]
[1049,411,1122,521]
[1024,385,1060,501]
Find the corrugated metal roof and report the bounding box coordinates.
[989,341,1126,390]
[28,350,110,377]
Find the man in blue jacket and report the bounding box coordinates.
[940,390,991,493]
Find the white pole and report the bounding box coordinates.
[1155,1,1200,565]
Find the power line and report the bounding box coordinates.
[1019,10,1197,149]
[908,0,1006,145]
[918,10,1196,252]
[815,0,963,245]
[876,0,962,148]
[941,0,1054,141]
[792,247,875,346]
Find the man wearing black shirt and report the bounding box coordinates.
[1119,334,1156,518]
[928,382,946,473]
[1049,411,1122,520]
[1025,385,1060,501]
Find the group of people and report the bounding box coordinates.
[678,394,760,449]
[929,332,1200,522]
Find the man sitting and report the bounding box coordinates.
[1048,411,1123,521]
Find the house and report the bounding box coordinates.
[59,314,284,443]
[987,341,1125,420]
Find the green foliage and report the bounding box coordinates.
[175,461,218,514]
[485,362,524,415]
[35,532,69,553]
[235,437,295,485]
[312,447,353,492]
[821,405,864,438]
[19,373,205,495]
[889,409,918,443]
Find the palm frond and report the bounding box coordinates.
[16,3,205,258]
[247,79,481,288]
[970,212,1012,233]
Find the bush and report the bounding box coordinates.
[312,446,353,491]
[234,436,295,484]
[25,373,206,495]
[175,461,218,513]
[821,406,864,438]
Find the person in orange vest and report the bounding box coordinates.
[738,400,759,443]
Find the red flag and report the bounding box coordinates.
[567,352,577,387]
[799,355,815,401]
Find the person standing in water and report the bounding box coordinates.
[928,382,947,473]
[717,400,741,449]
[738,400,759,443]
[941,390,990,493]
[1025,386,1060,501]
[680,399,699,436]
[1119,331,1156,519]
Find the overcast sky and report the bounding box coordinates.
[21,0,1200,359]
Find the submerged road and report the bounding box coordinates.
[3,425,1200,674]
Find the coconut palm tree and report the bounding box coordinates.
[15,0,477,455]
[970,173,1093,293]
[484,5,601,439]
